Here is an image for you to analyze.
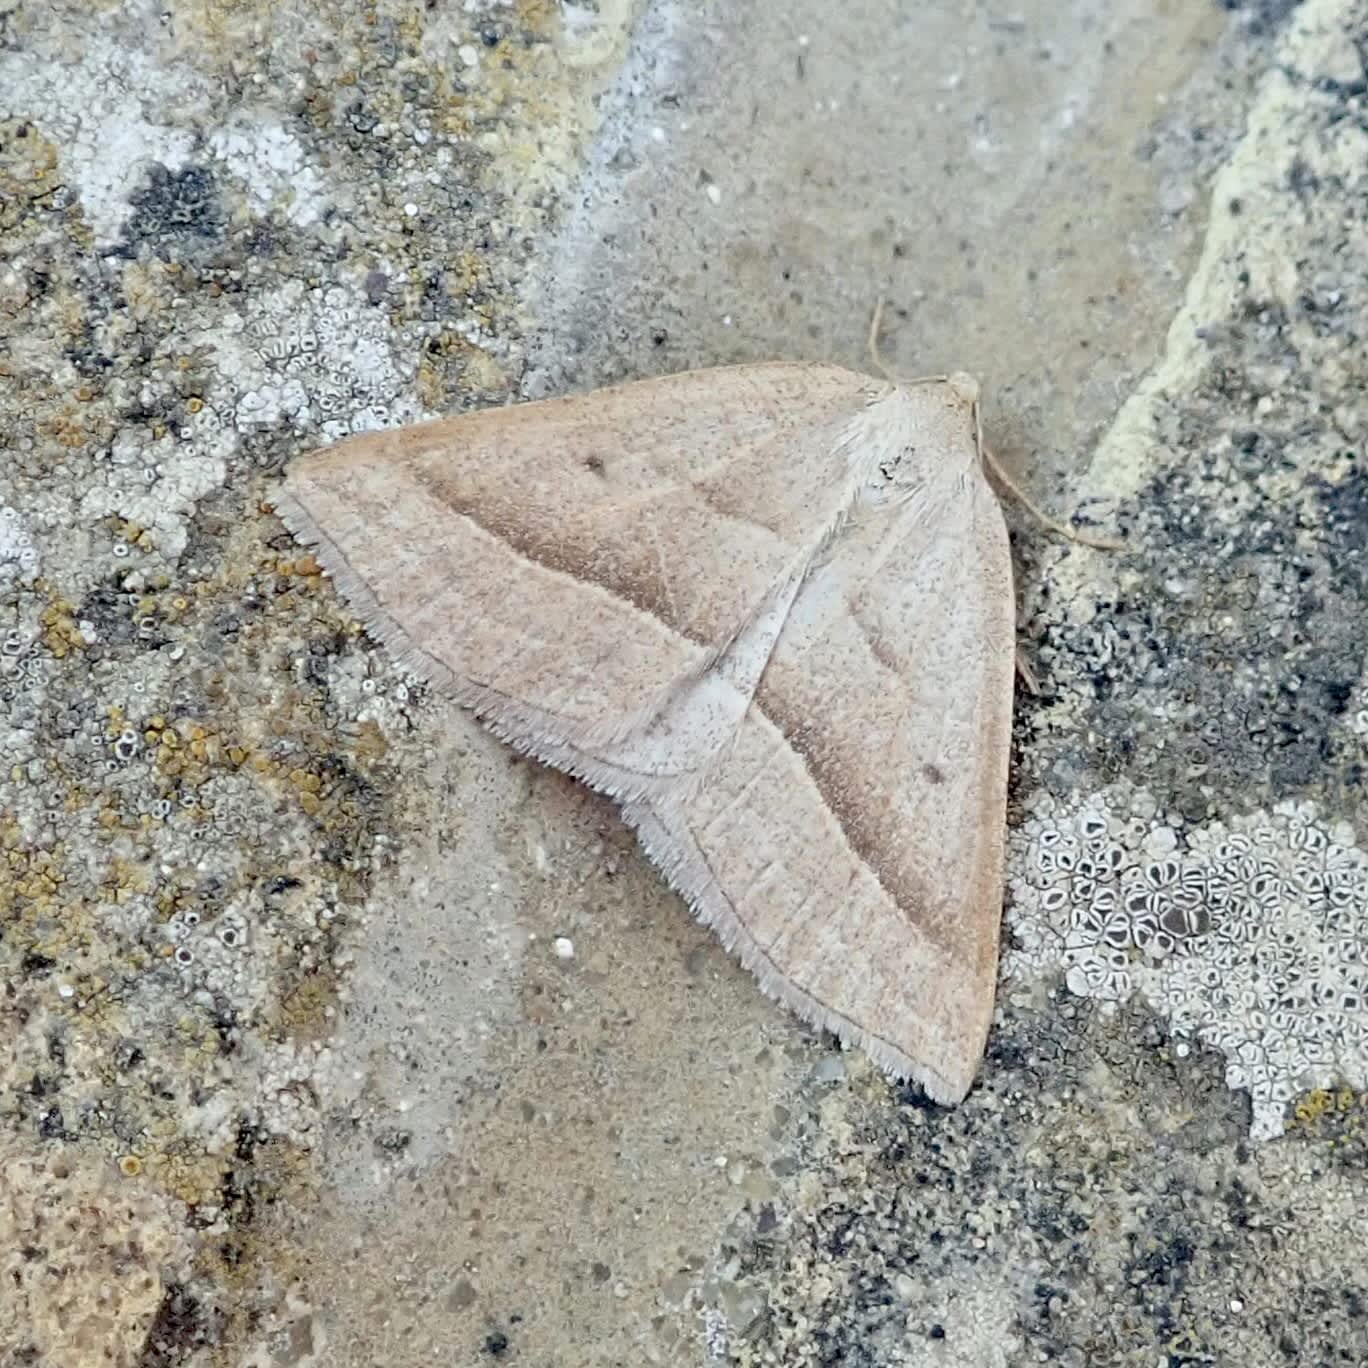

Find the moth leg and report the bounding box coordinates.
[980,442,1125,552]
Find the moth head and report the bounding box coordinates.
[945,371,981,409]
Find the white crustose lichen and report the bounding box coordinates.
[1005,784,1368,1141]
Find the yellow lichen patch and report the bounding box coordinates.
[118,259,180,323]
[152,872,204,924]
[288,767,323,795]
[107,856,151,902]
[0,118,61,217]
[352,719,389,767]
[1291,1086,1368,1142]
[7,846,65,902]
[199,1136,317,1297]
[415,330,510,409]
[149,1144,228,1209]
[454,340,511,397]
[278,970,340,1042]
[37,402,111,452]
[39,595,85,657]
[64,974,123,1029]
[275,552,324,580]
[1293,1089,1335,1126]
[118,1154,143,1178]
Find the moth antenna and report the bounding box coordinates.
[868,297,1124,552]
[866,297,947,389]
[978,439,1124,552]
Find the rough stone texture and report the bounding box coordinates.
[1,1139,192,1367]
[1,0,1364,1365]
[1003,0,1368,1147]
[0,0,643,1362]
[684,2,1368,1362]
[714,1007,1368,1367]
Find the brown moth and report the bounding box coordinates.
[274,363,1013,1103]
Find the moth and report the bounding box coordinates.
[275,360,1015,1103]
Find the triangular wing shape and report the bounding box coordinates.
[275,366,1013,1100]
[624,383,1013,1100]
[275,363,893,802]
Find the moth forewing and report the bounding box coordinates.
[276,362,1014,1101]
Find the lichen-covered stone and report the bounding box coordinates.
[0,1137,191,1367]
[1001,0,1367,1143]
[0,0,621,1360]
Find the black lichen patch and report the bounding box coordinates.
[718,1001,1368,1366]
[1017,43,1368,833]
[136,1282,222,1367]
[122,164,227,258]
[1026,327,1365,827]
[1216,0,1306,38]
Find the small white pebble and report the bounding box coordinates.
[650,126,666,143]
[57,983,75,999]
[404,202,419,217]
[458,43,479,68]
[1230,1298,1244,1313]
[705,183,722,206]
[1145,825,1178,856]
[553,936,575,960]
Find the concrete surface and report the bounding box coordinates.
[0,0,1364,1365]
